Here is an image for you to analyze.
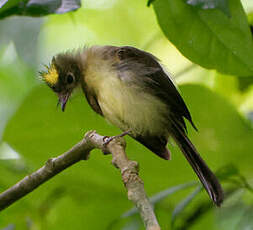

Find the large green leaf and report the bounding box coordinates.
[153,0,253,76]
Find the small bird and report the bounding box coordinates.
[41,45,223,206]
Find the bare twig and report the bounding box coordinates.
[0,131,160,230]
[0,130,94,211]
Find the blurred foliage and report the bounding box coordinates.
[0,0,253,229]
[0,0,81,19]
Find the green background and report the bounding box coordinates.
[1,0,253,229]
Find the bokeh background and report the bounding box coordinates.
[1,0,253,229]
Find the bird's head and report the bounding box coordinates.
[40,53,82,111]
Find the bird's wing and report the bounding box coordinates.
[83,86,103,116]
[114,46,197,133]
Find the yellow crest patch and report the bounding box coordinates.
[42,64,59,86]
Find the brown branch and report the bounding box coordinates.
[0,131,160,230]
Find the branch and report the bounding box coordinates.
[0,131,161,230]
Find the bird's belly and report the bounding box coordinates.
[97,77,169,136]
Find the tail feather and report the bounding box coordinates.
[171,126,224,206]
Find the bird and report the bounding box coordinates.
[40,45,223,206]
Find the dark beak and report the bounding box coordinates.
[57,92,71,112]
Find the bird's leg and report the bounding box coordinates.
[103,130,131,151]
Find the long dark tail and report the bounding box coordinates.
[171,126,224,206]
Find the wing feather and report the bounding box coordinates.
[114,46,197,133]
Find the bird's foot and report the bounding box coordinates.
[102,130,131,154]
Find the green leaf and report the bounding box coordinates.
[217,203,252,230]
[122,182,197,218]
[172,186,249,230]
[147,0,155,7]
[216,164,253,192]
[216,164,240,180]
[150,182,198,204]
[172,186,202,227]
[0,142,20,160]
[0,54,36,140]
[171,164,252,228]
[0,0,81,19]
[121,217,142,230]
[238,76,253,92]
[153,0,253,76]
[0,17,43,67]
[173,200,213,229]
[236,206,253,230]
[186,0,230,16]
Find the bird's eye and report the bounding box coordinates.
[67,73,74,84]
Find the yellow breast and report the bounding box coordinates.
[84,47,168,136]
